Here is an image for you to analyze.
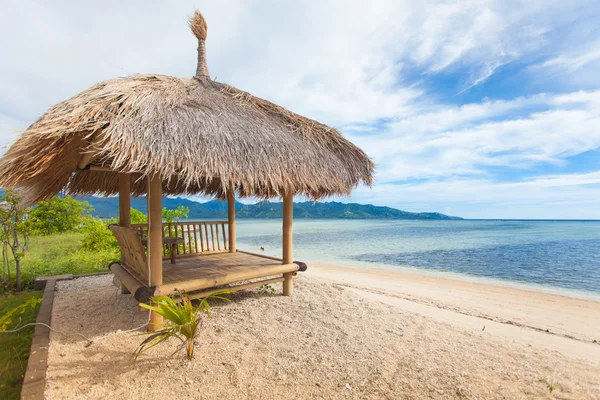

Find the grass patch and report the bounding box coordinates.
[6,233,119,291]
[0,291,43,400]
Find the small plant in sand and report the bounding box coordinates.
[134,290,230,360]
[538,377,556,393]
[259,284,276,295]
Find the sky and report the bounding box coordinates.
[1,0,599,219]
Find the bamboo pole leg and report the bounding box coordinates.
[227,187,236,252]
[282,192,293,296]
[118,173,131,294]
[118,173,131,228]
[283,272,294,296]
[148,175,164,331]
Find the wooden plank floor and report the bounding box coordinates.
[162,252,281,284]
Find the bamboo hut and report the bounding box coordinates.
[0,11,374,330]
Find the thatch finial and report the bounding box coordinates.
[189,10,209,78]
[189,10,207,40]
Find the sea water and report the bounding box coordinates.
[231,219,600,300]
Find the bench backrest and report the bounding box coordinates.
[109,225,148,282]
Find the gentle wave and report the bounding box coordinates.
[234,219,600,296]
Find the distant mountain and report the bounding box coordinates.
[237,201,462,220]
[75,195,462,220]
[72,196,243,219]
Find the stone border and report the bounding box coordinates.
[20,272,111,400]
[20,279,56,400]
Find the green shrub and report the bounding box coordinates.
[29,196,93,236]
[130,208,148,224]
[113,208,148,225]
[162,205,189,223]
[80,207,149,253]
[80,218,118,252]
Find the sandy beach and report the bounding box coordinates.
[46,266,600,399]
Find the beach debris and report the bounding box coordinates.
[482,325,485,331]
[345,383,352,389]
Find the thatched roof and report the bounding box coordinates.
[0,11,374,205]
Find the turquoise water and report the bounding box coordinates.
[231,219,600,299]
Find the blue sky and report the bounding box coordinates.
[1,0,600,219]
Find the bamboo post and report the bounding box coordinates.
[282,192,294,296]
[227,188,236,252]
[118,173,131,227]
[147,175,163,331]
[118,173,131,294]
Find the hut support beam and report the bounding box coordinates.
[77,153,95,169]
[118,174,131,228]
[282,192,294,296]
[147,175,163,331]
[118,173,131,294]
[228,188,236,252]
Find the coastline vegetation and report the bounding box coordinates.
[0,190,189,293]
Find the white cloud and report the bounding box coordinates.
[540,45,600,73]
[1,0,599,218]
[350,172,600,219]
[0,113,27,155]
[352,90,600,182]
[0,0,590,131]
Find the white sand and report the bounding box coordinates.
[46,267,600,399]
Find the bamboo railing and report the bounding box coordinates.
[132,221,229,257]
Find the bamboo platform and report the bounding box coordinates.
[160,251,294,292]
[163,251,281,282]
[109,248,304,301]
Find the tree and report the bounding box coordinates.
[0,190,31,292]
[115,206,188,225]
[131,208,148,224]
[1,218,9,290]
[162,205,189,223]
[28,196,93,235]
[80,217,118,251]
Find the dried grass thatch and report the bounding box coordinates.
[0,11,374,205]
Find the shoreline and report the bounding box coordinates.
[233,218,600,303]
[307,262,600,364]
[305,258,600,302]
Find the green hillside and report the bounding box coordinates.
[76,196,462,220]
